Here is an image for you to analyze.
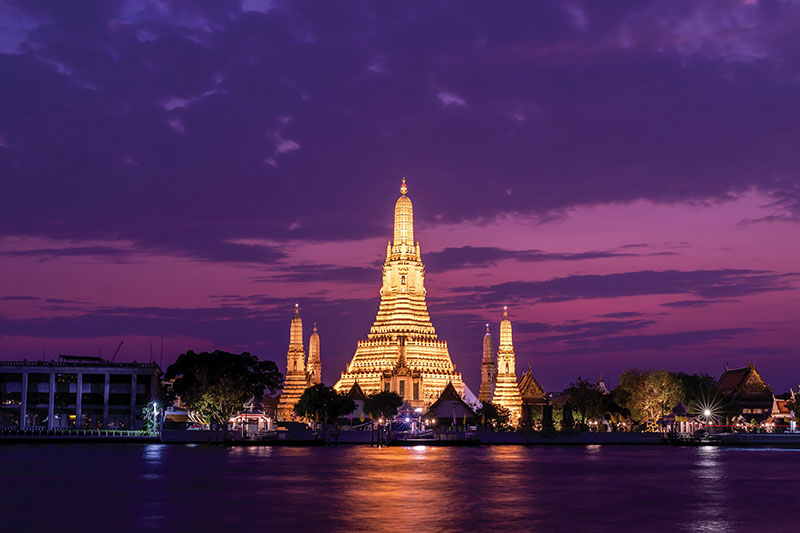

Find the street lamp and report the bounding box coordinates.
[151,401,159,435]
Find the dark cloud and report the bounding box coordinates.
[452,269,797,305]
[546,328,756,355]
[250,264,378,284]
[0,0,799,262]
[424,246,636,273]
[595,311,644,319]
[659,299,736,308]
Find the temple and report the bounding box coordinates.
[478,324,495,404]
[277,305,324,420]
[307,323,322,387]
[491,307,523,423]
[333,179,465,407]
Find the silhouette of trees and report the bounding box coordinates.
[363,391,403,419]
[476,402,513,431]
[294,384,355,423]
[165,350,283,426]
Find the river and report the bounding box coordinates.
[1,444,797,531]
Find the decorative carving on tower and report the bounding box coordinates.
[277,304,310,420]
[492,307,522,424]
[333,179,464,407]
[478,324,496,404]
[307,323,322,386]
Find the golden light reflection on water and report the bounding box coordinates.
[3,445,798,531]
[326,446,546,532]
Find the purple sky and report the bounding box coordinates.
[1,0,799,393]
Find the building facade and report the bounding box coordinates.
[333,179,465,407]
[0,356,160,430]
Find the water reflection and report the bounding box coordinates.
[1,444,798,531]
[138,444,167,529]
[686,447,733,533]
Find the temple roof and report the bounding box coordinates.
[718,364,771,396]
[426,381,476,418]
[346,382,366,401]
[773,398,790,415]
[518,367,547,402]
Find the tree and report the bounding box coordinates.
[566,377,605,426]
[476,402,513,431]
[616,369,682,424]
[294,384,355,424]
[363,391,403,419]
[165,350,283,426]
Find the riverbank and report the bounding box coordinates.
[4,429,800,447]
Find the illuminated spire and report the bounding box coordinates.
[290,304,303,348]
[482,324,493,363]
[307,322,322,386]
[479,322,496,404]
[393,178,414,247]
[500,306,513,348]
[493,306,521,423]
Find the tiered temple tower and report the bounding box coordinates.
[333,179,464,407]
[478,324,496,404]
[307,324,322,386]
[277,305,312,420]
[492,307,522,424]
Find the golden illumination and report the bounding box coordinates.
[333,179,464,406]
[277,306,324,420]
[492,307,522,423]
[478,323,495,404]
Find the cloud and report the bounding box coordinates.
[659,299,736,308]
[549,328,756,355]
[452,269,797,305]
[1,0,799,256]
[596,311,644,319]
[436,90,467,108]
[250,264,377,284]
[424,246,636,273]
[275,137,300,154]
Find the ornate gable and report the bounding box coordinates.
[518,368,546,401]
[740,366,771,395]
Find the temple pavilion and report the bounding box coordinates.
[333,179,465,407]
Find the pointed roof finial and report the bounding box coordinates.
[294,303,299,316]
[503,305,508,318]
[313,322,317,332]
[485,323,490,332]
[400,177,407,196]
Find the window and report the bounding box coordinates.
[413,382,419,400]
[293,361,297,372]
[384,382,390,392]
[399,380,405,398]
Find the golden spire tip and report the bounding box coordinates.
[400,177,407,196]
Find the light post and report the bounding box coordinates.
[151,401,159,436]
